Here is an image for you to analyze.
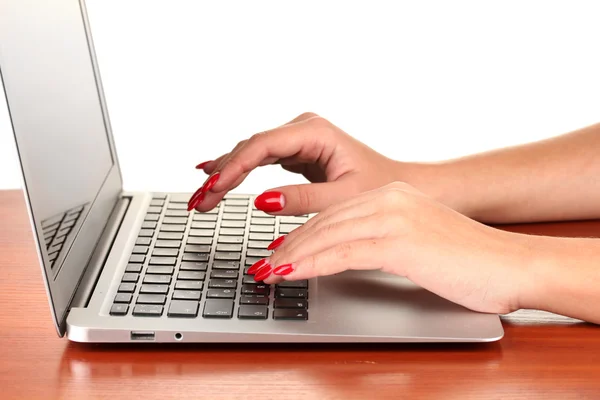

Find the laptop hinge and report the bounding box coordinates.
[70,196,131,309]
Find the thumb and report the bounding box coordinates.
[254,180,359,215]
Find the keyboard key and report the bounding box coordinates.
[273,309,308,320]
[155,239,181,248]
[144,214,160,222]
[251,218,275,225]
[240,295,269,305]
[150,199,165,207]
[252,210,273,218]
[167,203,187,210]
[214,252,241,261]
[163,217,188,224]
[125,263,143,273]
[187,236,213,245]
[217,236,244,244]
[249,232,274,241]
[168,300,199,318]
[206,288,236,299]
[160,224,185,232]
[245,257,262,266]
[276,288,308,299]
[138,229,154,237]
[185,244,211,253]
[152,248,179,257]
[152,194,167,200]
[172,290,201,301]
[242,275,260,284]
[137,294,167,304]
[241,284,270,295]
[136,237,152,246]
[110,304,129,316]
[165,209,188,217]
[247,240,271,249]
[280,216,309,224]
[133,304,163,317]
[114,293,132,303]
[147,206,163,214]
[203,299,234,318]
[246,248,271,258]
[250,225,275,233]
[213,260,240,270]
[146,265,174,274]
[158,232,184,240]
[208,279,237,289]
[132,246,149,255]
[178,271,206,281]
[180,261,208,271]
[129,254,145,263]
[193,214,218,222]
[220,228,245,236]
[216,243,243,252]
[175,281,203,290]
[142,221,157,229]
[210,270,239,279]
[222,213,246,221]
[143,274,172,284]
[224,199,248,206]
[274,299,308,309]
[279,224,301,234]
[238,305,268,319]
[182,253,209,262]
[168,194,191,203]
[221,220,245,228]
[223,206,247,213]
[149,256,177,265]
[189,229,214,237]
[277,280,309,289]
[191,221,216,229]
[139,284,169,294]
[118,283,136,293]
[121,273,139,283]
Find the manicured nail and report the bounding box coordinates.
[195,161,211,170]
[273,264,294,276]
[187,190,205,211]
[254,191,285,212]
[247,259,268,274]
[254,265,273,281]
[267,236,285,251]
[201,172,220,193]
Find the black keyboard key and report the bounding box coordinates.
[189,229,214,237]
[158,232,183,240]
[118,283,136,293]
[250,225,274,233]
[213,260,240,270]
[180,261,208,271]
[182,253,209,262]
[168,300,199,318]
[125,263,143,273]
[155,239,181,248]
[132,246,149,254]
[274,299,308,309]
[163,217,188,224]
[240,295,269,305]
[273,309,308,320]
[185,244,211,253]
[146,265,174,274]
[216,243,243,252]
[276,288,308,299]
[178,271,205,281]
[175,281,203,290]
[247,240,271,249]
[214,252,241,261]
[210,270,239,279]
[110,304,129,316]
[203,299,234,318]
[114,293,132,303]
[277,280,309,289]
[121,273,139,283]
[137,294,167,304]
[206,288,236,299]
[150,199,165,207]
[246,248,271,258]
[149,256,177,265]
[245,257,262,266]
[144,214,160,222]
[165,209,188,217]
[133,304,163,317]
[208,279,237,289]
[147,206,163,214]
[238,305,268,319]
[152,248,179,257]
[191,221,216,229]
[143,274,172,284]
[135,237,152,246]
[139,284,169,294]
[138,229,154,237]
[242,275,260,284]
[217,236,244,244]
[129,254,145,263]
[241,284,270,295]
[221,220,245,228]
[187,236,212,245]
[248,232,274,241]
[172,290,201,301]
[161,224,185,232]
[142,221,157,229]
[193,214,218,221]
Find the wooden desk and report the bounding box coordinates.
[1,189,599,399]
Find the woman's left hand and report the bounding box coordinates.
[255,182,536,315]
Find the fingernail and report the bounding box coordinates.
[267,236,285,251]
[195,161,211,170]
[247,259,268,274]
[201,172,220,193]
[273,263,294,276]
[254,265,273,281]
[187,190,205,211]
[254,191,285,213]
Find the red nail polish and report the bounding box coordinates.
[254,265,273,281]
[201,172,220,193]
[195,161,211,169]
[248,259,268,274]
[187,191,206,212]
[273,264,294,276]
[267,236,285,251]
[187,187,204,211]
[254,191,285,212]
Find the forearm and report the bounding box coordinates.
[407,123,600,223]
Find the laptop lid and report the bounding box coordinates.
[0,0,122,336]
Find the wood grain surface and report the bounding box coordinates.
[1,189,599,400]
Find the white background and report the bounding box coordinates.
[1,0,599,192]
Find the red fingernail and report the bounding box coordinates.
[195,161,211,170]
[254,265,273,281]
[201,172,220,193]
[273,264,294,276]
[187,190,205,211]
[247,259,268,274]
[254,191,285,212]
[267,236,285,251]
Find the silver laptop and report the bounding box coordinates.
[0,0,503,343]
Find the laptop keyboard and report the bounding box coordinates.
[109,194,309,321]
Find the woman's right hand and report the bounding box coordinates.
[189,112,427,215]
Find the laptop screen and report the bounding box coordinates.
[0,0,122,335]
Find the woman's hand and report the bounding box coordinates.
[188,112,416,214]
[253,182,536,315]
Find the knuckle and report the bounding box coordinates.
[249,131,267,144]
[298,111,319,120]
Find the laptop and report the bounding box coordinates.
[0,0,503,343]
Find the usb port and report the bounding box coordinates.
[130,331,155,341]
